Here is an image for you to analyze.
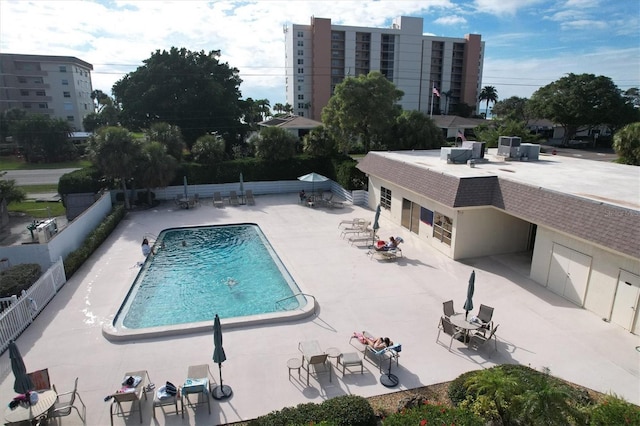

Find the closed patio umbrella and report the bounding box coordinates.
[372,204,381,246]
[239,172,244,199]
[9,340,33,394]
[183,175,188,199]
[212,314,232,400]
[463,270,475,319]
[297,172,328,195]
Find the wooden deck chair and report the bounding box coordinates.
[27,368,51,391]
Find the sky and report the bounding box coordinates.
[1,0,638,110]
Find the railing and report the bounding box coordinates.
[275,293,316,316]
[0,257,66,354]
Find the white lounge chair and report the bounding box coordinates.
[213,192,224,208]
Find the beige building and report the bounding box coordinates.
[358,149,640,334]
[0,54,94,131]
[284,16,484,120]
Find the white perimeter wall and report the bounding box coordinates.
[531,226,640,319]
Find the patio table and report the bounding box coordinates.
[449,313,481,343]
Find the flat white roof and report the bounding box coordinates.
[378,149,640,210]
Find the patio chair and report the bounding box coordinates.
[477,304,494,334]
[338,218,365,229]
[110,370,149,426]
[27,368,52,391]
[469,323,500,353]
[213,192,224,208]
[443,300,455,318]
[194,193,200,206]
[436,316,464,352]
[340,221,371,238]
[181,364,211,418]
[245,189,255,205]
[229,191,240,206]
[49,377,86,424]
[348,230,376,246]
[301,353,332,386]
[153,383,179,419]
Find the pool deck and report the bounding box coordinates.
[1,194,638,425]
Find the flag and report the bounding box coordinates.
[432,87,440,97]
[457,130,467,141]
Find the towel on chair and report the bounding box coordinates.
[352,332,368,344]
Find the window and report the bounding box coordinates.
[297,40,304,47]
[297,68,304,74]
[63,102,73,111]
[35,90,45,96]
[297,85,302,91]
[380,187,392,209]
[63,91,71,98]
[297,31,303,37]
[38,103,48,109]
[297,94,304,100]
[297,76,304,82]
[297,103,305,109]
[59,66,67,72]
[433,212,452,246]
[297,49,304,56]
[23,103,32,108]
[62,79,69,85]
[67,116,75,121]
[20,90,29,96]
[297,59,304,65]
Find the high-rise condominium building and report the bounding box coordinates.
[284,16,484,121]
[0,54,94,131]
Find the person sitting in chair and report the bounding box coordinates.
[299,189,307,202]
[376,236,402,251]
[141,238,151,257]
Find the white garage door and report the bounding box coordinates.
[547,244,592,306]
[610,270,640,334]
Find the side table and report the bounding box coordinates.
[287,358,302,379]
[325,347,342,366]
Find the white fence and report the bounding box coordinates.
[0,257,66,353]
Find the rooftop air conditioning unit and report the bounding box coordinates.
[440,147,472,164]
[519,143,540,161]
[497,136,521,158]
[462,141,486,159]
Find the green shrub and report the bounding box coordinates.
[382,401,484,426]
[63,205,126,279]
[447,369,477,405]
[57,166,105,195]
[589,394,640,425]
[0,264,42,297]
[248,395,375,426]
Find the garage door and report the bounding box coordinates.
[547,244,592,306]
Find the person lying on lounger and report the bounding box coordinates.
[364,336,393,349]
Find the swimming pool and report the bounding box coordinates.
[104,224,312,340]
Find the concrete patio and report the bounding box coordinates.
[1,194,638,425]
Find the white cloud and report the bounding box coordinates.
[473,0,546,16]
[434,15,467,25]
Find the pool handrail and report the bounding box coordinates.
[275,293,316,316]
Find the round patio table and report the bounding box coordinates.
[4,390,57,424]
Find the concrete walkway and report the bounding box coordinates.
[1,194,638,426]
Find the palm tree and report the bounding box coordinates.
[464,366,519,422]
[479,86,498,118]
[137,141,178,205]
[273,103,284,114]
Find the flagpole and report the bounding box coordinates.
[430,83,434,118]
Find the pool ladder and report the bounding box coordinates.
[275,293,316,316]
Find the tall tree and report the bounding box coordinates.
[252,126,296,161]
[479,86,498,118]
[322,71,404,153]
[191,133,226,164]
[390,110,445,150]
[0,108,27,143]
[88,126,142,209]
[302,126,337,157]
[491,96,530,122]
[112,47,244,147]
[528,73,631,144]
[12,114,75,163]
[144,122,185,162]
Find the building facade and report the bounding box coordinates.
[358,150,640,334]
[0,54,94,131]
[284,16,484,121]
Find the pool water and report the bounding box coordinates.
[116,224,306,329]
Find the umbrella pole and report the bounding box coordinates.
[212,363,233,400]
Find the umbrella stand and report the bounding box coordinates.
[211,364,232,400]
[380,354,399,388]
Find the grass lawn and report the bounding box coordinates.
[1,156,91,170]
[19,184,59,193]
[8,200,65,218]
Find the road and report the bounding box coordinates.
[3,168,80,185]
